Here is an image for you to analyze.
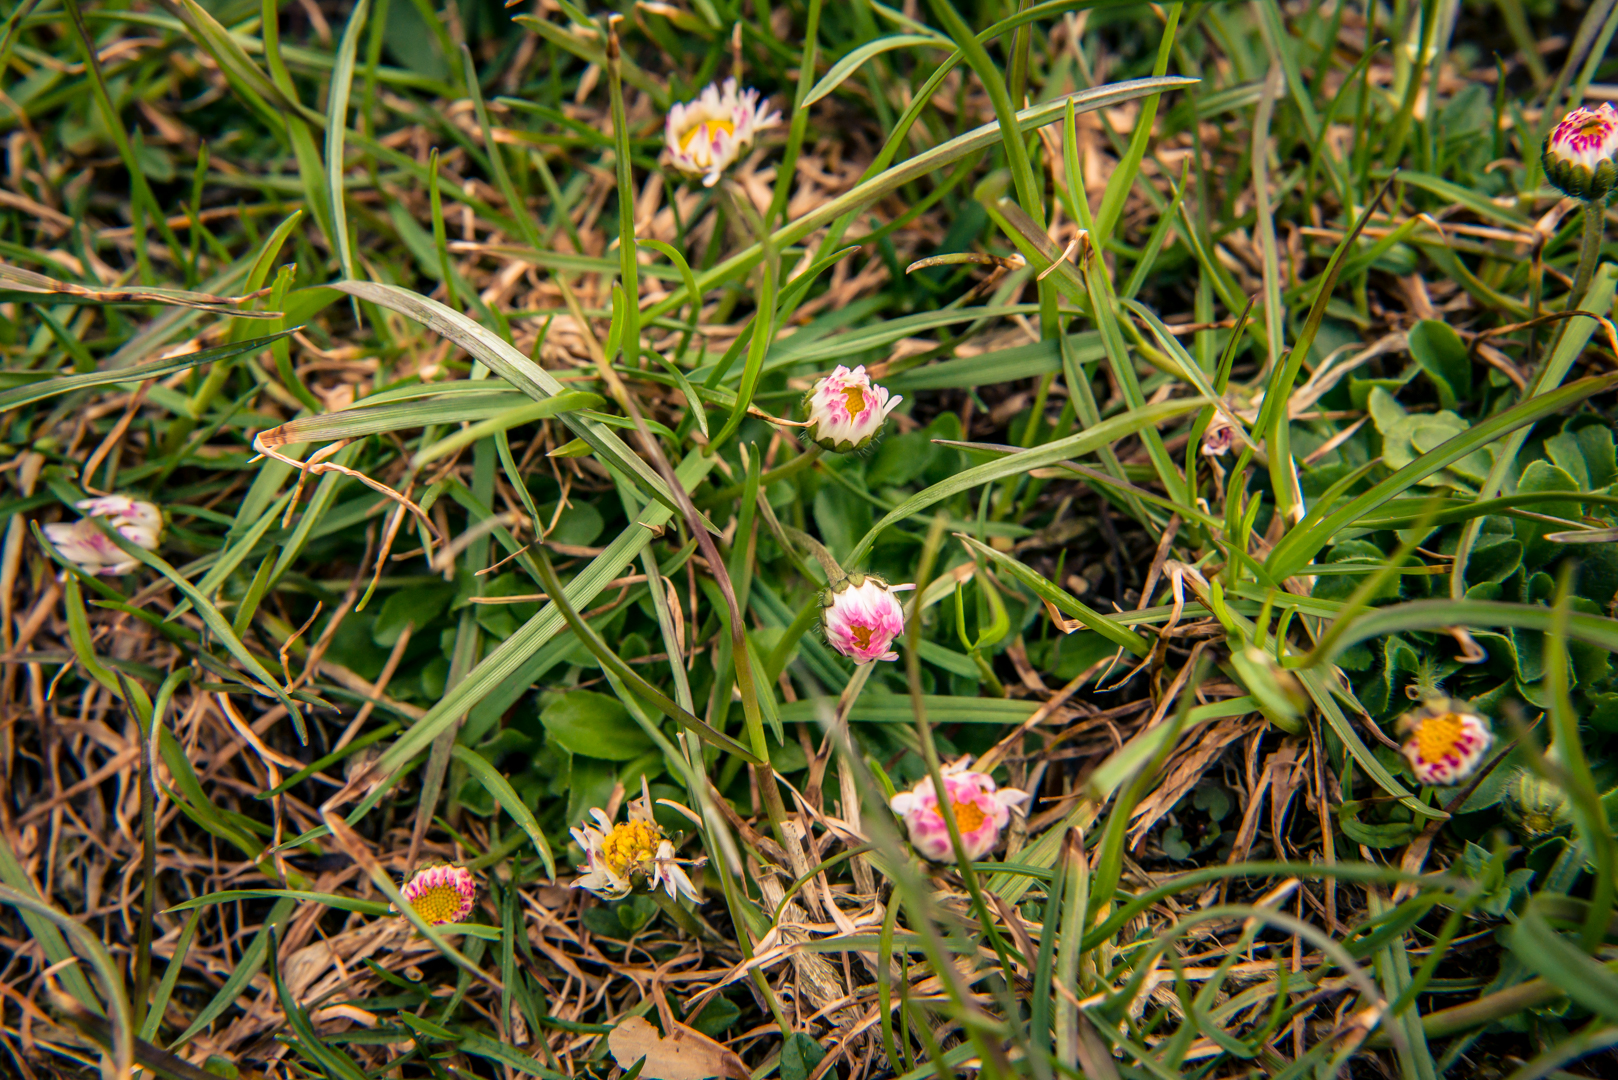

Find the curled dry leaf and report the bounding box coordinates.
[607,1016,749,1080]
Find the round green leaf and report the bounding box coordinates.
[540,690,652,761]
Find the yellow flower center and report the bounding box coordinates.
[1414,713,1466,762]
[1582,118,1608,137]
[601,820,662,877]
[851,624,873,648]
[680,118,735,152]
[409,884,465,925]
[841,384,867,415]
[949,799,986,834]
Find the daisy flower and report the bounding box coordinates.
[1544,103,1618,202]
[399,865,477,925]
[1396,700,1492,786]
[571,801,700,903]
[42,496,163,576]
[890,762,1030,862]
[803,365,902,453]
[665,78,780,187]
[821,574,914,663]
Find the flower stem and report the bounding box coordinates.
[648,888,714,942]
[1569,199,1606,309]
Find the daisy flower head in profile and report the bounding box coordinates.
[821,573,915,664]
[890,761,1030,863]
[1396,699,1492,786]
[398,864,478,925]
[571,795,701,903]
[42,495,163,576]
[1544,103,1618,203]
[803,365,903,453]
[664,78,781,188]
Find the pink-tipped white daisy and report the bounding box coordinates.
[1396,700,1492,786]
[821,574,913,663]
[571,802,700,903]
[664,78,780,188]
[803,365,902,453]
[1544,103,1618,202]
[42,496,163,576]
[399,865,477,925]
[890,762,1030,863]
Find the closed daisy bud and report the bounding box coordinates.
[665,78,780,188]
[821,574,913,664]
[1230,646,1308,732]
[399,865,477,925]
[1505,770,1572,840]
[1543,103,1618,202]
[890,765,1030,862]
[571,803,701,903]
[803,365,902,453]
[42,496,163,576]
[1396,699,1492,786]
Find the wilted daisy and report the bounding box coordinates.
[1201,412,1239,457]
[571,800,700,903]
[42,496,162,576]
[890,762,1030,862]
[398,864,477,925]
[1544,103,1618,202]
[1396,699,1492,786]
[821,574,913,663]
[803,365,902,453]
[664,78,780,188]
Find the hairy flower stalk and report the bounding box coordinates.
[1397,699,1493,786]
[398,865,477,925]
[890,763,1030,862]
[1544,104,1618,307]
[42,496,163,576]
[664,78,780,187]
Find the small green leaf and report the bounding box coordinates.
[687,995,740,1037]
[1515,461,1583,568]
[1407,319,1471,408]
[374,582,456,646]
[781,1033,827,1080]
[541,691,654,762]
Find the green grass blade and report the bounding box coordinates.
[449,744,556,879]
[0,330,296,412]
[374,452,714,778]
[955,535,1149,658]
[325,0,369,286]
[846,397,1203,565]
[331,280,683,514]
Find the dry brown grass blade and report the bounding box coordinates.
[0,261,279,317]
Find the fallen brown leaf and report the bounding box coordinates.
[607,1015,749,1080]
